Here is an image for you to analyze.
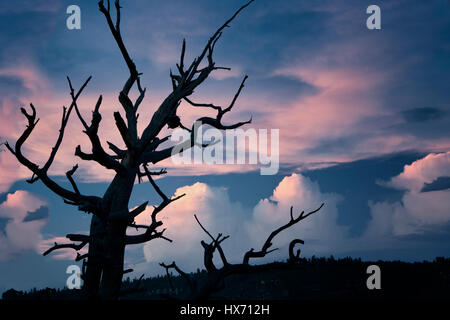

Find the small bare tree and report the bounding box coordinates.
[160,204,324,300]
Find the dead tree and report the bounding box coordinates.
[160,204,324,300]
[5,0,254,299]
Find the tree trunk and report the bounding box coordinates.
[83,215,105,299]
[99,220,127,299]
[98,170,136,299]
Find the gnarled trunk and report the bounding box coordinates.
[83,215,104,299]
[84,171,136,299]
[8,0,255,301]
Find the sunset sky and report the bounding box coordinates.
[0,0,449,293]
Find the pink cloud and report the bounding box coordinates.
[0,190,48,261]
[2,50,449,193]
[385,151,450,192]
[246,173,347,258]
[269,66,388,164]
[210,66,244,81]
[133,173,347,276]
[138,182,247,269]
[366,152,450,236]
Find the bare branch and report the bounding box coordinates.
[184,97,221,111]
[109,201,149,221]
[243,204,324,264]
[76,253,89,262]
[99,0,138,88]
[143,164,168,202]
[99,0,142,154]
[65,164,81,195]
[67,85,126,174]
[107,141,126,159]
[288,239,305,263]
[160,262,196,294]
[140,0,254,150]
[165,203,323,300]
[43,239,88,257]
[123,269,133,275]
[26,76,91,184]
[5,83,102,216]
[114,111,134,150]
[125,227,173,245]
[195,214,230,270]
[119,274,145,297]
[139,122,219,165]
[134,77,146,112]
[124,169,185,245]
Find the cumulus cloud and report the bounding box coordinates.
[245,174,346,259]
[135,182,247,272]
[35,155,449,275]
[0,190,49,261]
[384,152,450,192]
[366,152,450,236]
[132,173,346,276]
[130,162,450,277]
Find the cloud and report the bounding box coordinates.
[210,66,243,81]
[0,152,30,193]
[245,173,347,259]
[366,152,450,236]
[0,217,11,235]
[0,190,48,261]
[0,65,54,192]
[0,65,121,191]
[384,152,450,192]
[40,156,450,276]
[133,160,450,276]
[268,65,391,164]
[421,176,450,193]
[401,107,445,123]
[2,0,450,194]
[23,205,49,222]
[0,0,61,14]
[136,182,247,272]
[132,173,346,276]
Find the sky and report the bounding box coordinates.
[0,0,449,293]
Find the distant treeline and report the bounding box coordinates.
[3,256,450,300]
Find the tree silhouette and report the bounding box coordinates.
[5,0,322,300]
[160,205,324,300]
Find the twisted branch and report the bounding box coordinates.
[43,234,90,258]
[160,203,324,300]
